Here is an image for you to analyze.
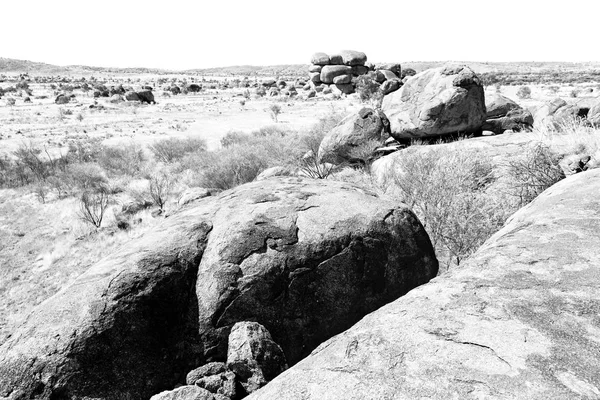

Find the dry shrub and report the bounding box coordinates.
[383,148,511,268]
[78,187,111,228]
[505,143,565,206]
[97,143,146,177]
[148,171,174,210]
[149,137,207,163]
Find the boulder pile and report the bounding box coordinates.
[307,51,402,97]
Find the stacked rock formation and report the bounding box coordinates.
[307,51,402,96]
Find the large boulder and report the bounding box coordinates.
[339,50,367,66]
[0,178,438,400]
[150,386,219,400]
[382,64,486,139]
[125,91,141,101]
[318,108,390,164]
[249,169,600,400]
[532,98,585,129]
[375,63,402,76]
[137,90,156,104]
[320,65,352,84]
[482,108,534,135]
[381,79,402,96]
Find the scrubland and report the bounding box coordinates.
[0,67,599,344]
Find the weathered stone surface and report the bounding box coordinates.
[255,166,296,181]
[0,178,437,400]
[375,63,402,76]
[379,69,398,81]
[334,83,354,95]
[309,72,321,84]
[310,52,330,66]
[125,91,140,101]
[151,385,216,400]
[137,90,155,104]
[329,54,344,65]
[332,74,352,85]
[485,92,522,118]
[533,98,579,129]
[482,108,534,135]
[186,362,227,385]
[55,94,70,104]
[339,50,367,66]
[227,322,287,394]
[382,64,486,139]
[350,65,369,76]
[320,65,353,84]
[588,99,600,125]
[308,64,322,73]
[319,108,389,164]
[381,79,402,96]
[249,169,600,400]
[179,188,212,207]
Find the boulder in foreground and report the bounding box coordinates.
[0,178,438,400]
[248,169,600,400]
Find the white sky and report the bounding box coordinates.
[2,0,599,70]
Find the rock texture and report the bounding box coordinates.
[226,322,287,394]
[0,178,437,400]
[485,92,521,118]
[248,169,600,400]
[318,108,389,164]
[382,64,486,139]
[150,386,220,400]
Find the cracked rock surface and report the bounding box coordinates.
[0,177,437,400]
[382,64,486,139]
[248,170,600,400]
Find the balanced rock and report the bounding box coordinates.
[339,50,367,66]
[329,54,344,65]
[382,64,486,139]
[227,322,287,394]
[319,108,389,164]
[249,169,600,400]
[310,52,330,66]
[320,65,353,84]
[0,178,438,400]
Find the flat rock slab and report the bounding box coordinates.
[0,177,437,400]
[249,169,600,400]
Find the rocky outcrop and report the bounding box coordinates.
[318,108,390,164]
[485,92,521,118]
[248,169,600,400]
[533,98,590,129]
[0,178,437,400]
[382,64,486,139]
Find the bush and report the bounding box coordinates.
[220,130,252,148]
[148,171,174,210]
[97,143,146,177]
[149,137,207,163]
[78,187,111,228]
[505,143,565,206]
[384,148,509,267]
[355,75,382,108]
[516,86,532,99]
[269,104,282,122]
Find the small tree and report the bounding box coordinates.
[148,171,174,211]
[355,75,383,109]
[79,187,110,228]
[269,104,281,123]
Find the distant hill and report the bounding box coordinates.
[0,57,70,74]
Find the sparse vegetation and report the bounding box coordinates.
[78,187,110,228]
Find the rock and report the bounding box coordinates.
[350,65,369,76]
[125,91,141,101]
[306,89,316,98]
[248,169,600,400]
[381,79,402,95]
[268,87,280,97]
[339,50,367,66]
[196,374,227,393]
[0,178,438,399]
[320,65,353,84]
[308,64,322,73]
[329,54,344,65]
[137,90,156,104]
[55,94,70,104]
[178,188,212,207]
[302,84,311,91]
[151,385,216,400]
[309,72,321,84]
[482,108,534,135]
[319,108,389,164]
[334,83,354,95]
[332,74,352,85]
[588,100,600,125]
[110,94,124,103]
[227,322,287,394]
[276,80,286,89]
[186,362,228,385]
[255,166,296,181]
[382,64,486,139]
[314,84,325,93]
[369,70,386,84]
[375,63,402,76]
[322,86,332,94]
[310,52,330,66]
[485,92,522,118]
[261,79,276,88]
[379,69,398,81]
[121,198,153,215]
